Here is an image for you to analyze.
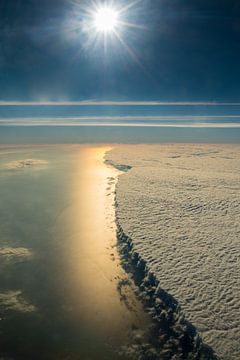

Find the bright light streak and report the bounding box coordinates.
[63,0,146,68]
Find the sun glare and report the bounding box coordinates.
[94,7,119,33]
[68,0,143,64]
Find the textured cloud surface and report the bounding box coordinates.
[107,144,240,359]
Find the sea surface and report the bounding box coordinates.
[0,125,239,144]
[0,145,150,360]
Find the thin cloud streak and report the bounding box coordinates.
[1,115,240,121]
[0,116,240,127]
[0,101,240,106]
[1,123,239,128]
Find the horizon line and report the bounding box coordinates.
[1,123,239,128]
[1,100,240,106]
[0,116,240,128]
[1,115,240,121]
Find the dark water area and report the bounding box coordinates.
[0,125,239,144]
[0,146,150,360]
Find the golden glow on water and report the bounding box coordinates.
[0,145,150,359]
[58,146,148,343]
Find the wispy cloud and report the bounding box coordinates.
[1,115,240,121]
[0,116,240,127]
[0,101,240,106]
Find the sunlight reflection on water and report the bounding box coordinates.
[0,145,150,360]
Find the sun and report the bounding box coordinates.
[94,7,119,33]
[66,0,144,63]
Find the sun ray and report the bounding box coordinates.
[113,29,143,67]
[113,29,156,81]
[63,0,148,64]
[118,0,144,14]
[118,20,147,30]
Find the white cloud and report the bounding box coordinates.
[0,116,240,127]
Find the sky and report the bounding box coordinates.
[1,0,240,102]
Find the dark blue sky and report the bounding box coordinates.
[1,0,240,101]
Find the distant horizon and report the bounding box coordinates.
[1,115,240,128]
[1,101,240,128]
[1,100,240,106]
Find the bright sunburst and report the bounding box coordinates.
[66,1,145,65]
[94,7,119,33]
